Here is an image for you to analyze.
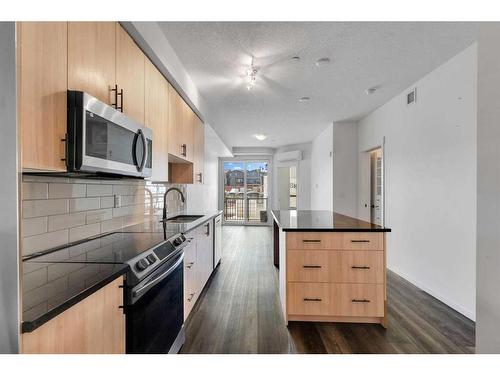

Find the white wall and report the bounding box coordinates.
[311,124,333,211]
[476,24,500,353]
[332,122,359,217]
[273,142,312,210]
[187,124,232,213]
[357,45,477,320]
[0,22,19,353]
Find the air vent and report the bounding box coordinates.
[407,87,417,105]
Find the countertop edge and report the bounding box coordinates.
[181,210,223,234]
[21,265,128,334]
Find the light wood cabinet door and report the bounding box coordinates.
[18,22,67,172]
[181,100,195,162]
[68,22,116,105]
[145,59,169,181]
[193,115,205,184]
[22,277,125,354]
[167,84,184,159]
[116,24,145,125]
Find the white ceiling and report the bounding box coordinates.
[158,22,478,148]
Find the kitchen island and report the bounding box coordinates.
[272,210,391,327]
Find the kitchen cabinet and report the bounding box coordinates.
[168,85,186,160]
[17,22,67,172]
[193,115,205,184]
[145,59,169,181]
[183,219,215,320]
[181,100,195,162]
[68,22,116,105]
[116,23,145,125]
[22,277,125,354]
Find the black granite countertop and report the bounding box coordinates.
[21,210,223,333]
[22,262,127,333]
[271,210,391,232]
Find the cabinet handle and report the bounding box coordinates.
[186,261,195,269]
[352,299,371,303]
[181,144,187,157]
[303,298,322,302]
[187,293,196,302]
[351,266,370,270]
[351,240,370,243]
[111,84,123,112]
[60,134,68,164]
[197,172,203,183]
[205,223,210,236]
[303,265,322,269]
[302,239,321,243]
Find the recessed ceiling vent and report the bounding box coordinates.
[407,87,417,105]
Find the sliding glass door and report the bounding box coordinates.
[223,160,269,225]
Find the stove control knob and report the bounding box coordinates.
[180,234,186,242]
[135,258,149,272]
[173,237,183,246]
[146,254,157,264]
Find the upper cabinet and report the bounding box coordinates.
[18,21,203,182]
[145,59,169,182]
[193,115,205,184]
[18,22,68,172]
[116,24,145,125]
[68,22,116,105]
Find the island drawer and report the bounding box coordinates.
[342,232,383,251]
[287,250,384,284]
[287,282,384,317]
[286,232,383,251]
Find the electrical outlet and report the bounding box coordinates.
[114,195,122,208]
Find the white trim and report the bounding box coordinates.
[388,266,476,321]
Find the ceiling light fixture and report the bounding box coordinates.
[365,86,378,95]
[315,57,331,67]
[291,56,300,62]
[245,57,258,90]
[254,134,267,141]
[299,96,311,102]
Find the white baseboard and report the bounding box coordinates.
[388,266,476,322]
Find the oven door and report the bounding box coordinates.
[126,251,185,354]
[68,91,152,178]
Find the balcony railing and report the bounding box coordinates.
[224,197,268,223]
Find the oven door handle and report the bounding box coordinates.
[132,252,184,302]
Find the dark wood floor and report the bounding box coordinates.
[181,226,475,354]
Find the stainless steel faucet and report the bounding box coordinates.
[162,187,185,221]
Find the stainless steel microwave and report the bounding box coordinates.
[67,91,152,178]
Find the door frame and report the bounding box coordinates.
[359,138,386,226]
[277,160,299,211]
[219,156,273,226]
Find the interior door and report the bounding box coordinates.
[278,167,291,210]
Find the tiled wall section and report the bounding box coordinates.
[21,175,186,256]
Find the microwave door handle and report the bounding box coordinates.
[135,129,147,172]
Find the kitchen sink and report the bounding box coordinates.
[162,215,204,224]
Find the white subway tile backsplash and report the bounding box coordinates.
[23,199,69,218]
[22,217,47,237]
[86,184,113,197]
[23,267,48,292]
[86,208,113,224]
[23,182,48,199]
[21,176,186,256]
[100,196,114,209]
[23,230,69,255]
[48,183,86,199]
[69,223,101,243]
[69,197,100,212]
[48,212,86,231]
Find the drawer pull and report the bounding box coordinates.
[351,240,370,243]
[303,298,322,302]
[352,299,371,303]
[303,239,321,243]
[351,266,370,270]
[186,262,195,269]
[187,293,196,302]
[303,265,322,269]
